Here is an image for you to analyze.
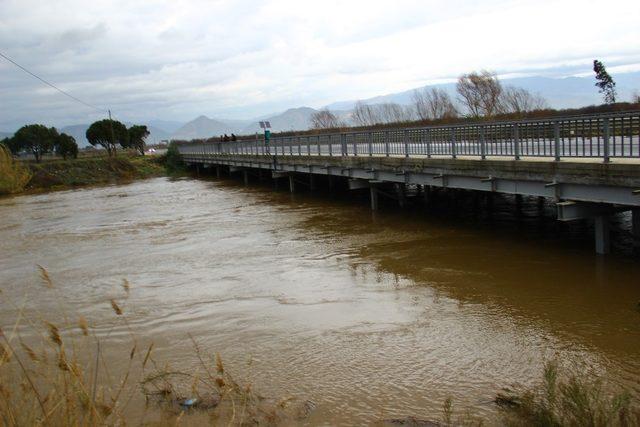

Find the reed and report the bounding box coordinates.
[0,266,314,426]
[0,144,31,195]
[497,361,639,426]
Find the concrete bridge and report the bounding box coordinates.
[177,111,640,254]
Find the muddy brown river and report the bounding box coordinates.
[1,176,639,425]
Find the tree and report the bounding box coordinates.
[378,103,414,123]
[500,86,548,116]
[311,109,343,129]
[593,60,617,104]
[12,124,58,162]
[412,87,458,120]
[127,125,150,155]
[86,119,128,156]
[632,90,639,104]
[55,133,78,160]
[351,101,381,126]
[456,70,503,118]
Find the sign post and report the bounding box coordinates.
[259,121,272,154]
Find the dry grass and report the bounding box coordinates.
[0,267,314,426]
[0,144,31,195]
[497,361,640,427]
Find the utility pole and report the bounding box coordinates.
[108,109,116,157]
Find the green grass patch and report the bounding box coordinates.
[24,154,166,192]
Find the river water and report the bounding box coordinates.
[1,176,639,425]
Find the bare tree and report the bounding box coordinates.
[378,103,415,123]
[456,70,503,118]
[310,109,343,129]
[351,101,381,126]
[632,90,640,104]
[500,86,548,115]
[412,87,458,120]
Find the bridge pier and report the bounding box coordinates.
[370,186,379,211]
[594,215,611,255]
[243,170,249,186]
[289,175,295,193]
[216,166,221,178]
[309,174,315,191]
[395,183,406,208]
[632,209,640,248]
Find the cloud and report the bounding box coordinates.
[0,0,639,130]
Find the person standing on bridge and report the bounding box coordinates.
[231,133,237,141]
[223,134,229,142]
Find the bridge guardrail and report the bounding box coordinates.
[177,110,640,163]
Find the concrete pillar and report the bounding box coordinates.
[195,164,200,177]
[594,215,611,255]
[309,174,315,191]
[328,175,333,191]
[289,175,295,193]
[395,183,406,208]
[257,170,263,181]
[216,166,221,178]
[423,185,430,205]
[632,209,640,248]
[515,194,523,218]
[370,186,379,211]
[243,170,249,186]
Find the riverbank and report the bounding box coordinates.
[26,155,167,192]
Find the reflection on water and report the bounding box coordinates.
[0,176,639,424]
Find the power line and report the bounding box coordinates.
[0,51,106,113]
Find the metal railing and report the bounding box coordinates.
[178,111,640,163]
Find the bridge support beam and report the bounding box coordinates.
[594,215,611,255]
[348,179,370,190]
[272,171,289,179]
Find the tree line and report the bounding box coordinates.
[311,61,628,130]
[1,119,149,162]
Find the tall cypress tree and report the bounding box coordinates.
[593,60,617,104]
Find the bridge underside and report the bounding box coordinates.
[184,154,640,254]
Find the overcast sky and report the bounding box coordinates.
[1,0,639,130]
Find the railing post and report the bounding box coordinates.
[513,123,520,160]
[353,135,358,156]
[426,129,431,158]
[451,128,456,159]
[384,131,390,157]
[328,135,332,156]
[307,137,311,156]
[403,129,409,158]
[317,136,321,156]
[554,121,560,161]
[368,132,373,156]
[603,118,610,163]
[480,126,486,159]
[341,134,347,156]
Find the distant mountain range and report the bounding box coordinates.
[2,72,638,145]
[324,72,640,111]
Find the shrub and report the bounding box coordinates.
[0,144,32,195]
